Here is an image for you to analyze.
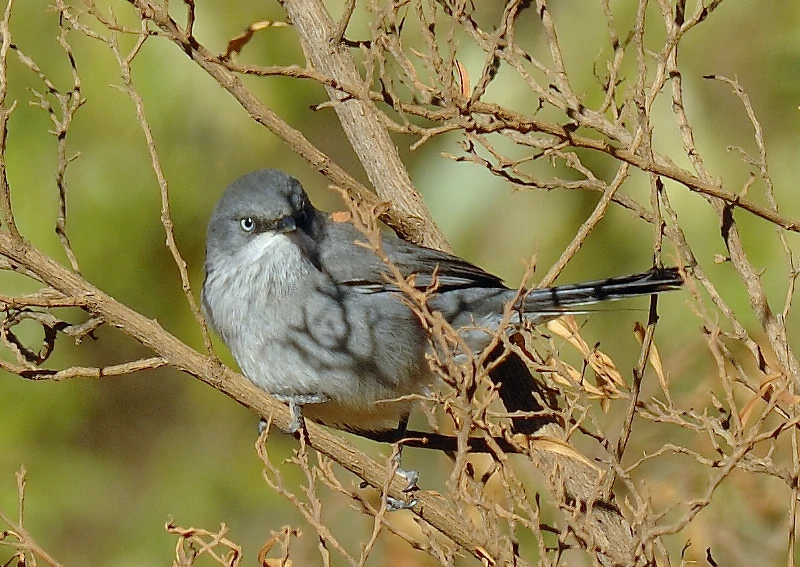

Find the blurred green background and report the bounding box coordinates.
[2,1,800,565]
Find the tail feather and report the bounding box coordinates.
[519,267,683,314]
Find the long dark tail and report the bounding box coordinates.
[519,267,684,316]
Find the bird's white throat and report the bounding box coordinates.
[204,231,314,334]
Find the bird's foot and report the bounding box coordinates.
[271,393,330,433]
[391,448,419,492]
[396,467,419,493]
[386,495,418,511]
[383,454,419,510]
[356,460,420,510]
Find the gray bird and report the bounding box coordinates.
[202,169,683,435]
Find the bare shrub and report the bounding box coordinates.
[1,1,797,566]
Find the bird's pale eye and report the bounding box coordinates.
[239,217,255,232]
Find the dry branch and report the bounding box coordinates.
[280,0,451,251]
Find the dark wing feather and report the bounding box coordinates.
[316,217,507,292]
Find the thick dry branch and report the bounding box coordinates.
[279,0,450,251]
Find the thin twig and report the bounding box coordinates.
[0,0,17,239]
[104,13,214,353]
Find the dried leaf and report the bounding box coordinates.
[513,434,602,472]
[739,379,774,428]
[475,545,495,565]
[454,59,470,98]
[588,348,626,390]
[634,321,669,395]
[546,316,580,346]
[548,316,626,394]
[548,359,606,396]
[739,372,798,426]
[224,21,289,59]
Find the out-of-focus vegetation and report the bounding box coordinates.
[2,1,800,565]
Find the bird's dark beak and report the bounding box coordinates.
[275,215,297,233]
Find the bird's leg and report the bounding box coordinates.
[268,393,330,433]
[356,411,419,510]
[384,411,419,511]
[392,411,419,492]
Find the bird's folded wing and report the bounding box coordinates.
[317,219,507,292]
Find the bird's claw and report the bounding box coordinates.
[396,467,419,492]
[366,463,419,511]
[391,445,419,492]
[386,495,418,511]
[271,393,330,433]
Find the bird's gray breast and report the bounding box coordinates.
[203,232,430,410]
